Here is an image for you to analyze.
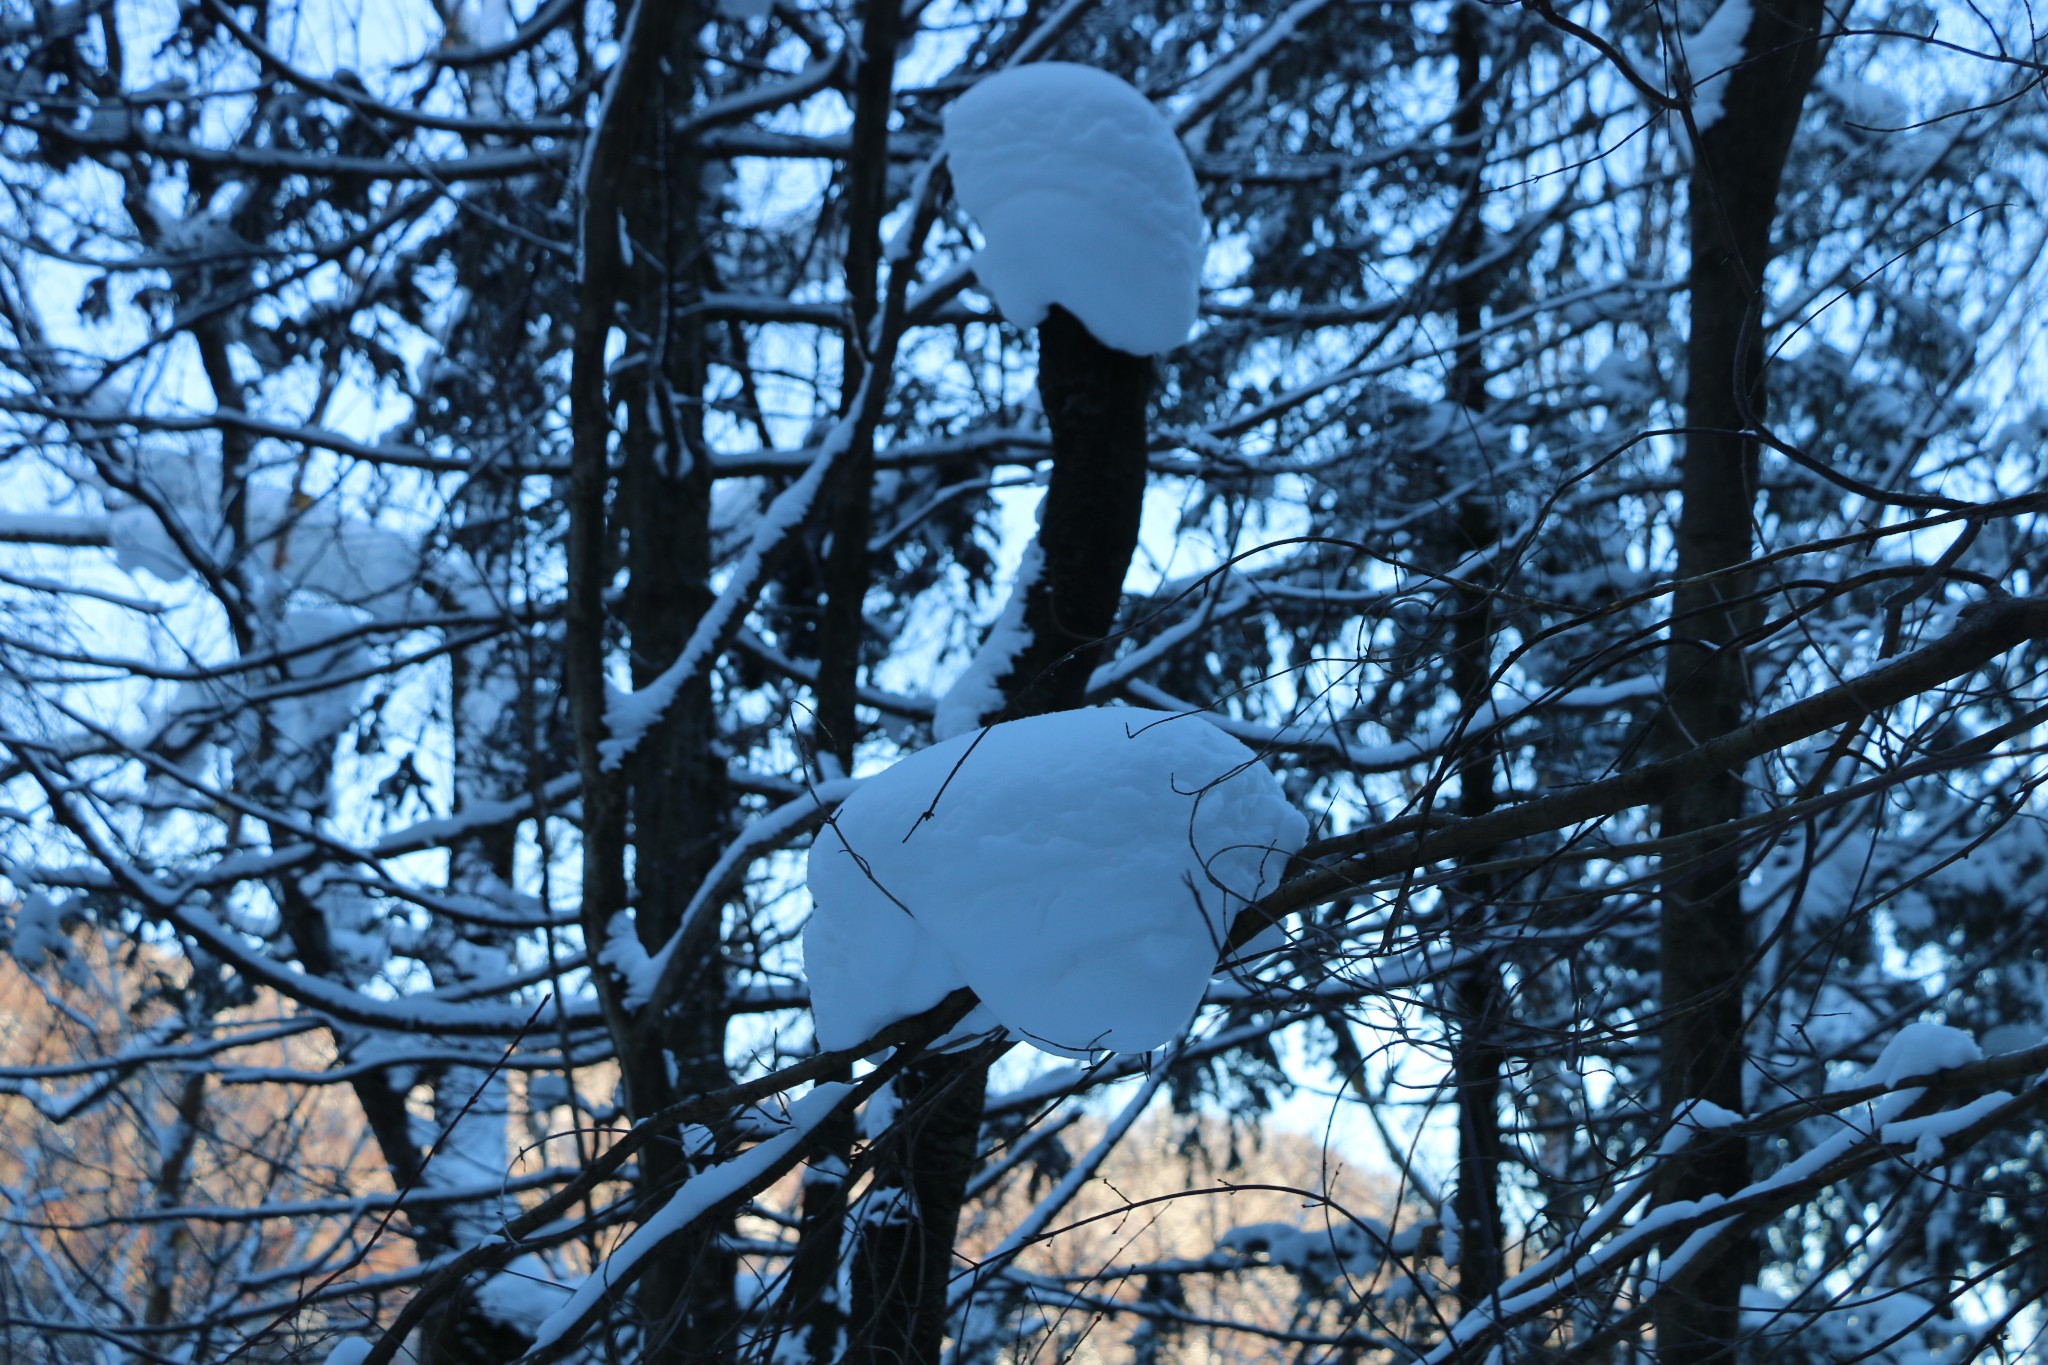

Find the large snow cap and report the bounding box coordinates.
[805,707,1306,1056]
[941,63,1205,356]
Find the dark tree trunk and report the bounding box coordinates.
[792,4,902,1361]
[618,28,740,1362]
[843,1052,994,1365]
[1656,2,1830,1359]
[842,310,1155,1365]
[566,5,736,1361]
[1444,0,1508,1315]
[973,306,1154,720]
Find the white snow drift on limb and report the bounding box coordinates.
[804,707,1306,1056]
[941,63,1205,356]
[1857,1020,1982,1088]
[1680,0,1752,131]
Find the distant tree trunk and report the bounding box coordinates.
[141,1070,206,1329]
[794,3,903,1361]
[1443,0,1508,1315]
[844,1051,995,1365]
[842,308,1153,1365]
[1656,2,1829,1358]
[565,5,736,1360]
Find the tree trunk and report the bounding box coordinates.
[976,307,1153,720]
[842,308,1154,1365]
[791,4,902,1360]
[1656,3,1829,1359]
[1444,0,1508,1315]
[566,4,736,1360]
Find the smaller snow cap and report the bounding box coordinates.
[942,63,1205,356]
[1860,1020,1982,1088]
[805,707,1305,1056]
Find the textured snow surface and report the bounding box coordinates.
[942,63,1205,356]
[1860,1020,1982,1087]
[1681,0,1752,131]
[804,707,1306,1055]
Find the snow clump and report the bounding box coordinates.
[1679,0,1752,131]
[1858,1020,1982,1088]
[804,707,1305,1056]
[941,63,1205,356]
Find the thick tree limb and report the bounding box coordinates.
[1237,594,2048,945]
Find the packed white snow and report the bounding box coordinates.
[1856,1020,1982,1088]
[474,1254,573,1333]
[941,63,1206,356]
[804,707,1306,1056]
[1679,0,1753,131]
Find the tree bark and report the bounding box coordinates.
[1656,3,1830,1359]
[565,4,736,1360]
[981,306,1154,718]
[793,4,903,1361]
[1444,0,1508,1315]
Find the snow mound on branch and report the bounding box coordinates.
[942,63,1205,356]
[474,1254,572,1331]
[1859,1021,1981,1088]
[804,707,1305,1056]
[101,449,491,615]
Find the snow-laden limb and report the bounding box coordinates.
[8,760,596,1036]
[627,777,857,1010]
[953,1055,1170,1307]
[599,419,852,770]
[598,124,957,774]
[804,707,1305,1055]
[1170,0,1334,133]
[0,1015,186,1122]
[1881,1091,2015,1164]
[1415,1070,2045,1361]
[1679,0,1752,131]
[1269,595,2048,930]
[942,63,1205,355]
[372,772,583,857]
[356,1005,964,1365]
[529,1082,853,1353]
[934,540,1044,739]
[1849,1020,1983,1089]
